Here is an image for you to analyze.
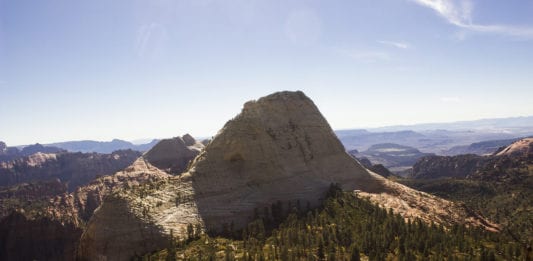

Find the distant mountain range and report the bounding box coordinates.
[367,115,533,132]
[46,139,159,154]
[336,116,533,155]
[4,116,531,157]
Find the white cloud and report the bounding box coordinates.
[378,40,410,49]
[440,96,461,103]
[410,0,533,39]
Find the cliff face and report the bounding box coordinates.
[79,91,498,261]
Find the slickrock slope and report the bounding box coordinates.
[80,91,498,261]
[143,135,204,174]
[78,174,200,261]
[357,171,499,232]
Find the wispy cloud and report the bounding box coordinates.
[410,0,533,39]
[378,40,410,49]
[440,96,461,103]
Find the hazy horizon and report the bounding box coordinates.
[2,1,533,145]
[4,114,532,147]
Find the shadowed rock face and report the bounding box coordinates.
[0,212,82,261]
[189,91,385,230]
[143,135,204,175]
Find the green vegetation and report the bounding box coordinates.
[142,184,530,260]
[399,161,533,252]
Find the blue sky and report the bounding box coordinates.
[1,0,532,145]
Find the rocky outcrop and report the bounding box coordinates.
[0,141,6,153]
[143,135,204,175]
[495,137,533,157]
[80,91,498,261]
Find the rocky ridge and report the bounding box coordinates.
[410,138,533,180]
[0,149,142,191]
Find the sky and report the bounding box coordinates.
[1,0,533,145]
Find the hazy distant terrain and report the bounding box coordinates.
[45,139,159,154]
[349,143,433,172]
[336,116,533,155]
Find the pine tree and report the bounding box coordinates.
[350,246,360,261]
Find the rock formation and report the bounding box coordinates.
[143,135,204,175]
[495,137,533,157]
[79,91,498,261]
[0,141,6,153]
